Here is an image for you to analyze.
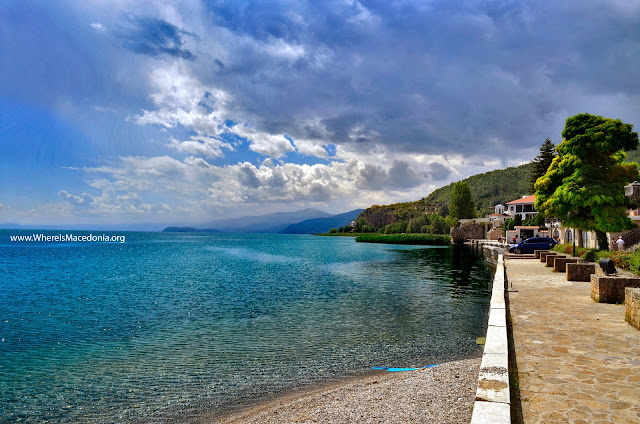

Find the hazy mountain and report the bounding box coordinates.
[280,209,365,234]
[197,208,332,233]
[0,222,176,232]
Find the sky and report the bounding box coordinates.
[1,0,640,225]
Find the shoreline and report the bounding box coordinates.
[202,356,481,423]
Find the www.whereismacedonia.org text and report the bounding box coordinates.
[9,233,126,243]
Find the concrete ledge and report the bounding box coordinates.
[553,257,578,272]
[546,254,565,267]
[566,263,595,282]
[470,401,510,424]
[591,275,640,303]
[539,251,557,263]
[472,254,510,424]
[626,288,640,330]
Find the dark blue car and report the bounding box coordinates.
[509,237,557,254]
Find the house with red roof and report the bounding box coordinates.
[505,194,537,221]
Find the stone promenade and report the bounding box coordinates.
[506,259,640,424]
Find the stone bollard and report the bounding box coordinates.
[546,254,565,267]
[554,257,579,272]
[591,275,640,303]
[625,288,640,330]
[534,250,548,259]
[540,251,557,263]
[566,263,596,282]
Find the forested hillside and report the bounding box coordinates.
[425,163,534,214]
[358,199,446,228]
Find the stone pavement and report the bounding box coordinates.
[505,259,640,424]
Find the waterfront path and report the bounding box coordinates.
[505,258,640,424]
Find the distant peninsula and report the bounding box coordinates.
[162,227,223,233]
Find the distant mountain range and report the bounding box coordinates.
[280,209,364,234]
[193,208,332,233]
[162,208,360,234]
[0,222,172,232]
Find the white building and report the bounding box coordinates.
[505,195,537,220]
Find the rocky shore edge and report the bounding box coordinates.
[209,357,480,423]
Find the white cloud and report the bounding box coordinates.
[231,125,295,158]
[90,22,105,32]
[167,134,234,159]
[292,138,328,158]
[135,63,230,136]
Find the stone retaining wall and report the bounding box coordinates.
[539,251,556,263]
[626,288,640,330]
[566,263,595,282]
[546,254,565,267]
[470,254,510,424]
[534,250,548,259]
[554,257,579,273]
[591,275,640,303]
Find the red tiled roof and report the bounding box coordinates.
[506,195,536,204]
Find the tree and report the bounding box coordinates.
[449,182,476,220]
[535,113,640,249]
[407,215,428,233]
[530,138,557,192]
[513,214,522,227]
[429,214,449,234]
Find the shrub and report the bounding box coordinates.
[355,234,451,245]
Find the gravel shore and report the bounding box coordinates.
[213,357,480,423]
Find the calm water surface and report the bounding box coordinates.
[0,231,493,423]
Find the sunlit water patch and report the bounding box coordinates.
[0,231,493,422]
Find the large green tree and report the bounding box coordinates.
[449,182,476,221]
[535,113,640,249]
[530,138,557,192]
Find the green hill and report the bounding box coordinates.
[358,146,640,232]
[425,162,534,214]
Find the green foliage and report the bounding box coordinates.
[358,199,444,229]
[328,228,337,233]
[445,215,459,228]
[450,182,476,220]
[530,138,557,191]
[513,214,522,227]
[426,163,534,211]
[383,221,407,234]
[428,214,449,234]
[522,215,545,227]
[552,243,572,254]
[535,113,640,235]
[407,215,429,233]
[504,219,515,231]
[590,250,640,275]
[355,234,451,245]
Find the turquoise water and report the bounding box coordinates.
[0,231,493,423]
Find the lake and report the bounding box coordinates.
[0,231,493,422]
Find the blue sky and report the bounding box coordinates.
[2,0,640,225]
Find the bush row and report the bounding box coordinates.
[354,234,451,245]
[552,243,640,274]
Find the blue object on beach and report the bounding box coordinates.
[371,364,439,372]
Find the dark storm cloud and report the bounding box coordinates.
[118,17,195,60]
[197,0,640,161]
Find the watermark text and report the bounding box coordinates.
[9,233,126,243]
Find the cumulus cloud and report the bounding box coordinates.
[231,125,295,158]
[167,135,234,159]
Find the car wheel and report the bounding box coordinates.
[514,248,522,254]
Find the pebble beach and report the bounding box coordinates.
[213,357,481,424]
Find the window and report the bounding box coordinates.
[523,204,534,212]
